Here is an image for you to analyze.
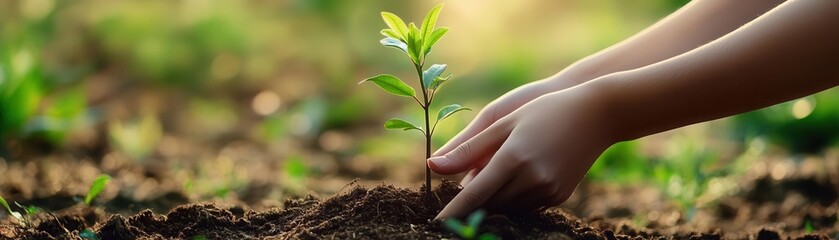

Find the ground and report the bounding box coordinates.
[0,153,837,239]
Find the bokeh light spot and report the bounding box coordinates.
[791,98,814,119]
[252,90,282,116]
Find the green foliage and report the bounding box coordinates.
[191,235,209,240]
[359,74,415,97]
[108,115,163,160]
[437,104,471,122]
[363,4,470,192]
[283,155,309,194]
[0,47,43,142]
[443,210,499,240]
[732,93,839,154]
[384,118,423,133]
[0,195,11,216]
[0,42,88,148]
[587,141,647,183]
[589,134,763,219]
[651,134,727,219]
[0,195,24,226]
[422,64,447,88]
[80,229,100,240]
[380,38,408,53]
[14,202,41,216]
[0,195,21,220]
[380,12,409,41]
[85,174,111,206]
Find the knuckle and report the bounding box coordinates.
[452,142,472,161]
[532,171,553,187]
[505,152,533,169]
[459,190,484,207]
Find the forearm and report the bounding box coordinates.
[554,0,784,85]
[592,0,839,142]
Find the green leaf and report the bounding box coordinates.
[380,29,401,40]
[407,23,423,63]
[422,64,446,88]
[478,233,500,240]
[80,229,100,240]
[359,74,415,97]
[467,210,486,229]
[384,118,423,132]
[14,202,40,215]
[191,236,209,240]
[429,73,452,90]
[421,4,444,41]
[0,195,12,215]
[437,104,471,121]
[85,174,111,206]
[380,37,408,53]
[443,219,469,236]
[1,196,23,223]
[381,12,409,39]
[423,27,449,56]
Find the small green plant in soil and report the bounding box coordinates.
[80,229,100,240]
[0,195,24,226]
[85,174,111,206]
[360,4,469,194]
[12,202,43,227]
[14,202,41,216]
[443,210,499,240]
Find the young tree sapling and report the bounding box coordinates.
[360,4,469,194]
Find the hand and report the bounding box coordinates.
[433,76,584,186]
[427,84,614,219]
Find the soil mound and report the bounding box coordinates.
[1,180,832,239]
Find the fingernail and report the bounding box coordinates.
[427,156,448,168]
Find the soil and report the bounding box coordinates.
[1,133,838,239]
[1,179,834,240]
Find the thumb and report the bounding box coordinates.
[427,121,510,175]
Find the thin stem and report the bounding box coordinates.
[412,95,425,108]
[414,63,432,195]
[430,119,439,137]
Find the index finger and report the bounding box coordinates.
[433,114,492,157]
[435,150,513,219]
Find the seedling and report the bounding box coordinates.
[14,202,42,216]
[191,235,209,240]
[0,195,25,226]
[361,4,469,194]
[80,229,100,240]
[443,210,498,240]
[85,174,111,206]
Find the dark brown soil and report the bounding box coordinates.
[1,180,832,240]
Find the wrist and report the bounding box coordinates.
[556,77,623,147]
[545,57,612,88]
[573,72,629,145]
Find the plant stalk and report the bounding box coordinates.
[415,63,432,195]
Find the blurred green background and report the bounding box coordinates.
[1,0,838,212]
